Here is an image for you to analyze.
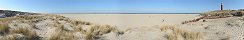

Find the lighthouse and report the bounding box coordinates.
[221,2,224,10]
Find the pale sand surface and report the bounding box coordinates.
[58,14,200,40]
[59,14,199,27]
[58,14,244,40]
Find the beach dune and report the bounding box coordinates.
[2,9,244,40]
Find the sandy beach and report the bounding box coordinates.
[59,14,200,32]
[58,14,244,40]
[1,0,244,40]
[1,10,244,40]
[58,14,201,40]
[59,14,199,27]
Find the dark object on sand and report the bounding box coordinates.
[203,20,206,22]
[162,19,164,23]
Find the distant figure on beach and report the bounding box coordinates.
[162,19,164,23]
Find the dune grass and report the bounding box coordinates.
[1,34,24,40]
[43,24,118,40]
[8,27,39,40]
[70,21,92,26]
[201,10,244,17]
[202,10,232,16]
[161,25,202,40]
[0,14,119,40]
[0,18,15,22]
[84,24,118,40]
[0,27,40,40]
[0,18,12,36]
[45,27,75,40]
[0,23,9,34]
[0,17,40,40]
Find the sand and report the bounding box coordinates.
[59,14,199,27]
[58,14,200,40]
[59,14,199,31]
[2,10,244,40]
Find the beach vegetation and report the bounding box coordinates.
[161,25,202,40]
[71,21,92,26]
[45,27,75,40]
[0,23,9,35]
[8,27,40,40]
[201,9,244,18]
[84,24,118,40]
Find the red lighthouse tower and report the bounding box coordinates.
[221,2,224,10]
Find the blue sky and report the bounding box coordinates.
[0,0,243,13]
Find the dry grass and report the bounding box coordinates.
[1,34,24,40]
[0,18,15,22]
[0,14,120,40]
[45,27,76,40]
[43,24,118,40]
[70,21,92,26]
[8,27,39,40]
[201,10,244,17]
[0,27,39,40]
[0,18,12,36]
[43,20,77,40]
[0,23,9,34]
[201,10,233,16]
[166,33,178,40]
[161,25,202,40]
[84,24,118,40]
[15,15,37,20]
